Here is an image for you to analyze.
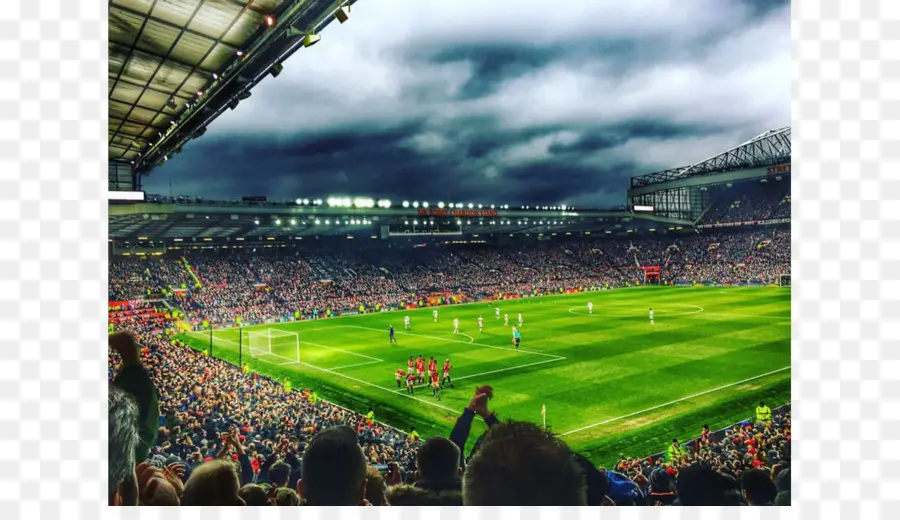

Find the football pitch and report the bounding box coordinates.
[179,286,790,465]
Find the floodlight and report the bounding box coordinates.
[302,33,321,47]
[275,219,282,225]
[438,202,445,208]
[412,201,419,208]
[422,202,429,208]
[402,201,410,208]
[335,5,351,23]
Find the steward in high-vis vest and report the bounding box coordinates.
[756,401,772,423]
[667,438,683,462]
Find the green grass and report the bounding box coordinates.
[178,286,790,466]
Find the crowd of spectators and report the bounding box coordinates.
[109,227,789,328]
[109,326,790,506]
[699,180,790,225]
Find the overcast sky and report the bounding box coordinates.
[144,0,789,208]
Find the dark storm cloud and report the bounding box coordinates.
[146,0,790,208]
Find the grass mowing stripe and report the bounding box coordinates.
[559,366,790,437]
[344,324,565,359]
[176,287,789,464]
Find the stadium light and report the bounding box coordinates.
[478,204,483,209]
[275,219,282,225]
[303,199,309,205]
[402,201,410,208]
[412,201,419,208]
[457,219,462,225]
[422,201,429,208]
[353,197,375,208]
[254,219,259,225]
[314,219,320,225]
[325,220,330,225]
[290,219,296,225]
[468,203,474,209]
[413,220,418,225]
[265,15,275,27]
[438,201,445,208]
[404,221,409,225]
[336,4,351,23]
[302,33,321,47]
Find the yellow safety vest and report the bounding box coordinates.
[756,406,772,422]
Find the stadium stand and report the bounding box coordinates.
[109,223,790,505]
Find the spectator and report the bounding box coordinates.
[406,437,463,504]
[675,464,731,506]
[462,421,587,506]
[181,460,245,506]
[365,467,389,506]
[109,387,140,506]
[741,469,777,505]
[299,426,368,506]
[238,484,268,506]
[109,332,159,462]
[274,488,301,506]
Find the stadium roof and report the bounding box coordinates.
[630,127,791,188]
[109,0,357,174]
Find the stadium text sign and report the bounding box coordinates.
[767,164,791,175]
[418,209,499,217]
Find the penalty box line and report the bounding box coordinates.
[344,325,566,360]
[558,366,791,438]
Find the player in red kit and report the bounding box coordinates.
[430,371,441,399]
[406,372,416,395]
[416,355,426,383]
[428,357,437,380]
[407,357,415,376]
[395,368,405,388]
[441,359,452,387]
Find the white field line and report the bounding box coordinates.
[345,325,565,359]
[189,331,457,413]
[328,360,383,371]
[394,357,566,393]
[558,366,791,437]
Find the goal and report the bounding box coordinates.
[779,274,791,287]
[248,328,300,363]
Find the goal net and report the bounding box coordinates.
[779,274,791,287]
[248,328,300,363]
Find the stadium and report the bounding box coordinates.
[108,0,791,507]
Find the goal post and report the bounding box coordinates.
[779,274,791,287]
[248,328,300,363]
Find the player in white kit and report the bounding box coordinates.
[588,302,593,314]
[518,312,523,327]
[453,318,460,334]
[477,316,484,333]
[504,313,509,326]
[404,315,411,330]
[649,308,654,324]
[495,307,500,320]
[433,309,438,323]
